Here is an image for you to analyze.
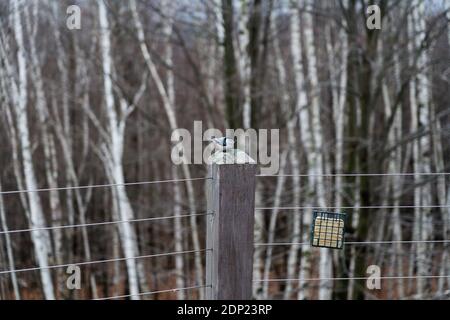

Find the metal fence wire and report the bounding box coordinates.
[0,173,448,299]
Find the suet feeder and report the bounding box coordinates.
[311,211,346,249]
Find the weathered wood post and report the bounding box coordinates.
[206,149,257,299]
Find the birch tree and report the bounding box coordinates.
[386,45,405,298]
[0,36,24,301]
[97,0,147,299]
[237,0,252,129]
[130,0,204,297]
[24,2,65,294]
[266,4,302,299]
[411,0,433,296]
[4,0,55,300]
[0,180,20,299]
[162,0,185,298]
[302,0,332,299]
[53,41,98,298]
[289,0,314,300]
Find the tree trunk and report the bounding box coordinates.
[10,0,55,300]
[303,0,332,299]
[98,0,141,299]
[130,0,204,297]
[0,181,20,299]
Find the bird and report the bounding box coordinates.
[211,137,235,152]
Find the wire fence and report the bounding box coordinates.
[0,177,211,195]
[0,212,212,235]
[254,239,450,246]
[256,205,450,210]
[257,172,450,177]
[0,249,211,276]
[1,172,447,195]
[95,285,211,300]
[254,275,450,282]
[0,173,449,299]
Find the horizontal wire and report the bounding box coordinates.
[2,173,446,195]
[95,285,211,300]
[255,240,450,246]
[0,212,211,235]
[256,205,450,210]
[257,172,450,177]
[0,248,210,276]
[254,275,450,282]
[0,177,211,195]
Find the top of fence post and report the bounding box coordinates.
[208,149,257,165]
[206,149,257,300]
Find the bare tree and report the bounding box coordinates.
[1,0,55,300]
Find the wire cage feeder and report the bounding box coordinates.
[311,211,346,249]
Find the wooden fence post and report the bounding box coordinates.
[206,150,257,299]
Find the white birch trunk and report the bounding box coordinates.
[210,0,225,125]
[283,155,301,300]
[0,39,30,221]
[303,0,331,299]
[130,0,204,297]
[412,0,433,296]
[10,0,55,300]
[162,4,185,298]
[98,1,140,299]
[253,183,265,299]
[52,77,98,298]
[172,167,185,299]
[382,77,405,297]
[290,0,314,300]
[327,8,348,296]
[50,1,76,228]
[393,88,406,299]
[0,181,20,299]
[428,3,449,291]
[270,9,302,299]
[430,62,449,297]
[408,10,421,295]
[53,108,98,297]
[25,5,64,292]
[262,150,288,298]
[326,17,348,213]
[237,0,251,129]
